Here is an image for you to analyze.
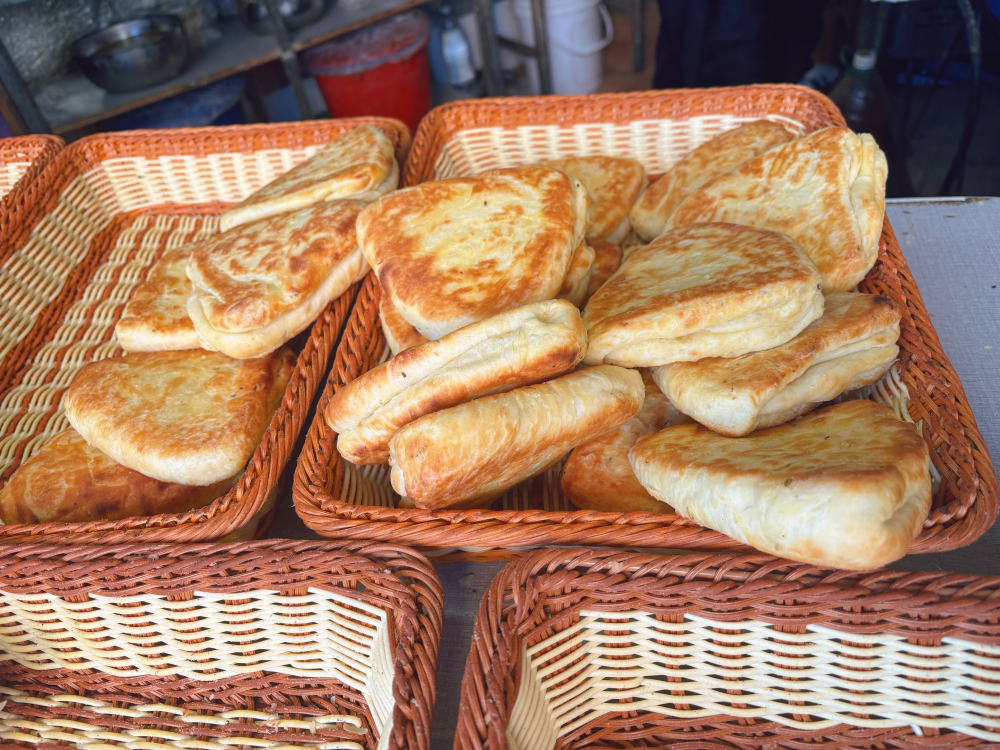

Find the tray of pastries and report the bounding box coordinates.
[0,118,409,542]
[293,85,996,566]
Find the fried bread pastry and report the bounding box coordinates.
[583,223,824,367]
[653,292,901,436]
[390,365,644,509]
[220,124,397,231]
[630,400,931,569]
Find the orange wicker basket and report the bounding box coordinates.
[0,118,410,544]
[293,86,997,561]
[457,548,1000,749]
[0,135,63,232]
[0,539,442,750]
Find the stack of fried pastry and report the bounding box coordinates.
[332,120,933,570]
[1,125,397,525]
[586,122,927,570]
[330,156,647,506]
[326,300,645,508]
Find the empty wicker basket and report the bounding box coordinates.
[0,540,442,750]
[458,548,1000,749]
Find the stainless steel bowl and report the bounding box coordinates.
[238,0,326,35]
[71,15,189,93]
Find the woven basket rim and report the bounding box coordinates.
[454,547,1000,749]
[292,86,997,560]
[402,84,844,186]
[0,538,443,750]
[0,119,410,543]
[0,134,64,232]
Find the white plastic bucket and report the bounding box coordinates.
[512,0,613,95]
[459,1,522,72]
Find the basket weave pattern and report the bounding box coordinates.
[0,135,63,223]
[457,548,1000,749]
[0,120,410,543]
[293,87,997,560]
[0,540,442,750]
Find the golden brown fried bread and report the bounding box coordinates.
[653,292,901,436]
[220,125,397,231]
[561,371,686,514]
[620,232,646,259]
[116,244,201,352]
[64,347,295,486]
[380,295,429,355]
[188,200,366,359]
[390,365,644,509]
[630,120,794,241]
[557,241,596,308]
[327,300,587,465]
[584,239,622,302]
[583,223,824,367]
[630,400,932,569]
[0,429,237,525]
[357,167,588,339]
[541,156,646,243]
[668,127,888,292]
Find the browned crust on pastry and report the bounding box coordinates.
[328,300,587,465]
[653,292,902,435]
[668,127,888,292]
[64,347,294,485]
[0,429,235,524]
[116,243,201,352]
[380,295,430,354]
[541,155,646,241]
[357,167,587,339]
[561,371,685,513]
[583,222,823,365]
[219,125,395,230]
[558,241,596,308]
[584,239,623,301]
[389,365,644,509]
[630,400,931,569]
[189,200,363,333]
[629,120,794,241]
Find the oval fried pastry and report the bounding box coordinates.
[64,347,295,486]
[327,299,587,465]
[390,365,645,510]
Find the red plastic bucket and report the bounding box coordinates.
[302,11,432,136]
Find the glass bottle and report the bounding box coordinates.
[829,49,891,141]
